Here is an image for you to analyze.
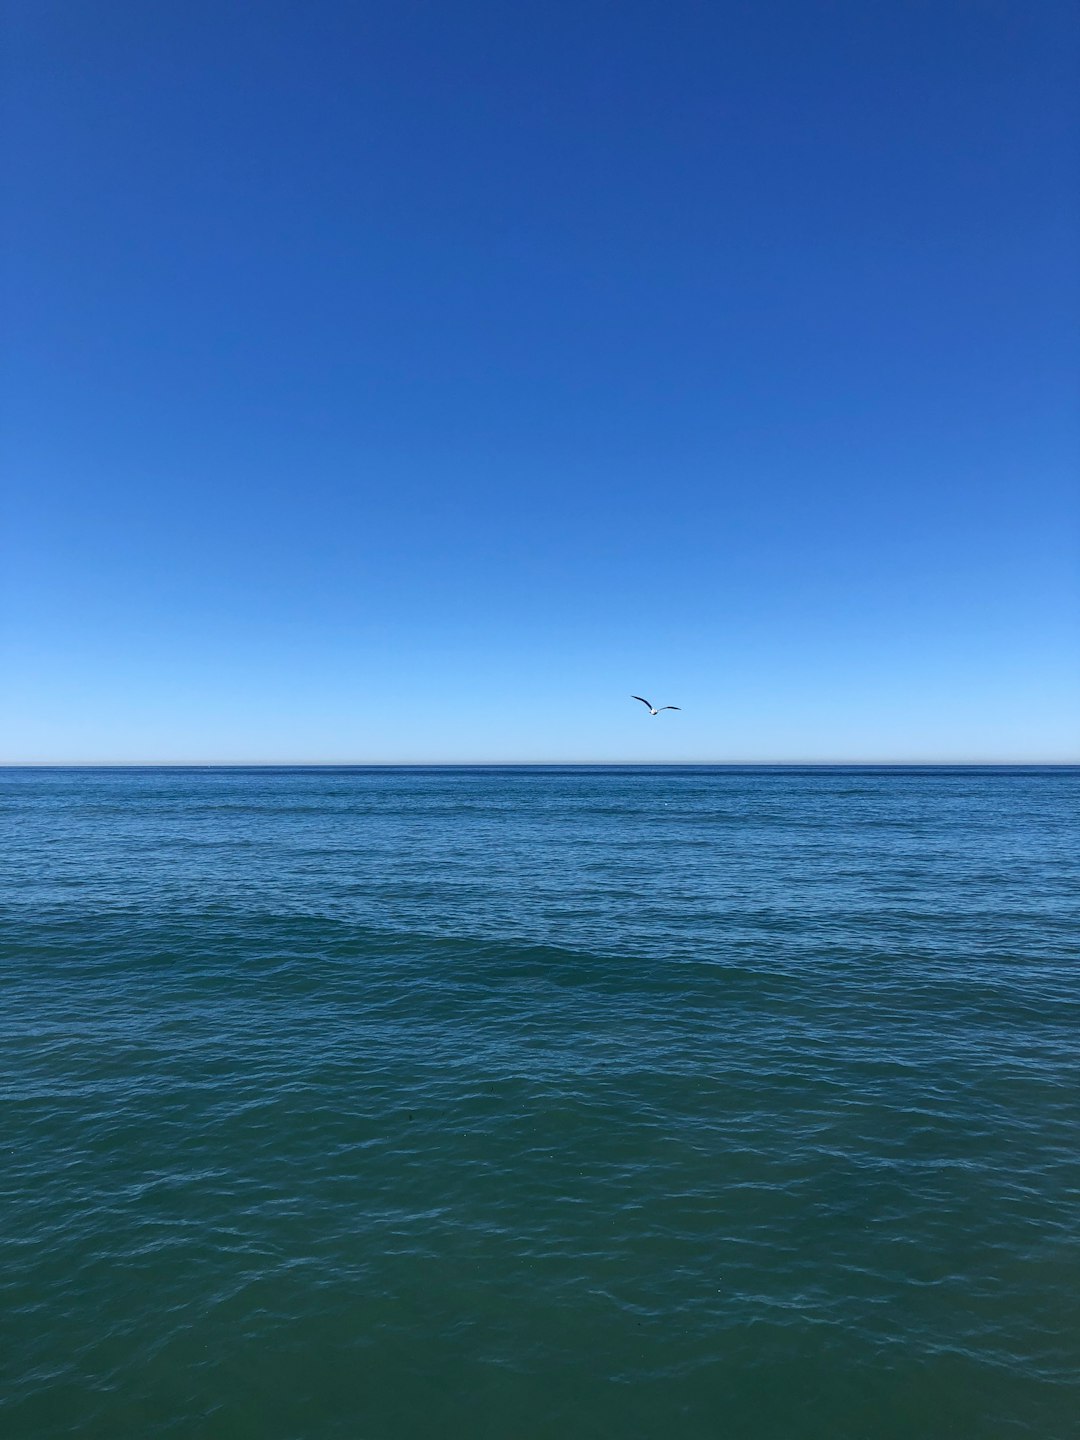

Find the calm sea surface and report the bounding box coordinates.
[1,766,1077,1439]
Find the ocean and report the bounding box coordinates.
[1,765,1077,1438]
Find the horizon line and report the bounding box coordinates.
[2,760,1077,770]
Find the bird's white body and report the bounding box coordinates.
[631,695,681,716]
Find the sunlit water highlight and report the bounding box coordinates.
[2,766,1078,1438]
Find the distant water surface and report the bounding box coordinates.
[1,766,1078,1439]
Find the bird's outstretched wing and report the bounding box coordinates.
[631,695,653,709]
[658,706,681,712]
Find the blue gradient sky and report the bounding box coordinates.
[3,1,1077,762]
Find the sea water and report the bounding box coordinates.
[1,766,1077,1438]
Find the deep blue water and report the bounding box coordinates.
[2,766,1078,1438]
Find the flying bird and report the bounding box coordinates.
[631,696,681,716]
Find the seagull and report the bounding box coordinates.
[632,695,682,716]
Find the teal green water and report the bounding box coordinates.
[2,766,1078,1438]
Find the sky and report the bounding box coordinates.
[2,0,1077,763]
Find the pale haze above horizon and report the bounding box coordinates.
[3,2,1078,764]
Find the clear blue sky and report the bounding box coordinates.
[3,0,1077,762]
